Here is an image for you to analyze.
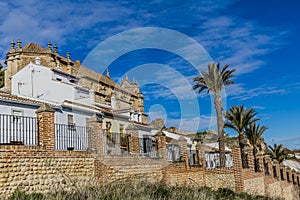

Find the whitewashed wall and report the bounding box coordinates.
[12,63,93,106]
[55,109,92,126]
[0,102,37,117]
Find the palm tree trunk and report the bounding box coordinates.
[214,94,225,168]
[238,133,247,168]
[253,147,258,171]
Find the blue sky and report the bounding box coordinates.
[0,0,299,149]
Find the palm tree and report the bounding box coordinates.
[266,144,288,164]
[224,105,258,168]
[245,123,267,170]
[193,63,235,167]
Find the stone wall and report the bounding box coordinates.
[205,169,235,191]
[94,157,165,184]
[162,162,205,187]
[266,181,282,198]
[0,146,95,199]
[244,177,265,196]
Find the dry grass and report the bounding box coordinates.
[9,182,278,200]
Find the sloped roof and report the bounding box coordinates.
[0,92,40,105]
[283,160,300,173]
[22,42,48,53]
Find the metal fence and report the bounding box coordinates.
[103,131,124,155]
[139,137,158,158]
[205,152,233,168]
[0,114,37,146]
[55,123,91,150]
[167,144,180,162]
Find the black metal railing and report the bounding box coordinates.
[104,131,123,155]
[167,144,180,162]
[55,123,91,151]
[139,137,158,158]
[0,114,37,146]
[205,152,233,168]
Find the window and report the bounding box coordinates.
[56,78,62,81]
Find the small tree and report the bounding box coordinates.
[266,144,288,164]
[224,105,259,168]
[245,123,267,170]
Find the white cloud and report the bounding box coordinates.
[166,114,217,132]
[227,84,286,101]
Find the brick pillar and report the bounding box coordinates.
[291,171,296,184]
[246,150,254,171]
[286,168,291,182]
[36,103,55,151]
[257,155,264,172]
[155,131,167,160]
[232,148,244,192]
[126,123,140,154]
[199,146,206,168]
[280,164,286,180]
[178,136,189,169]
[86,114,103,155]
[267,158,273,177]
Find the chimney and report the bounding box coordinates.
[16,38,22,50]
[35,57,41,65]
[47,41,52,52]
[10,39,15,53]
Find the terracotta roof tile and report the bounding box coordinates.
[0,92,40,105]
[22,42,48,54]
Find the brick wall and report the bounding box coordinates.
[0,104,299,199]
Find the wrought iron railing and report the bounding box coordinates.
[167,144,180,162]
[205,152,233,168]
[55,123,91,150]
[0,114,37,146]
[103,131,124,155]
[139,137,158,158]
